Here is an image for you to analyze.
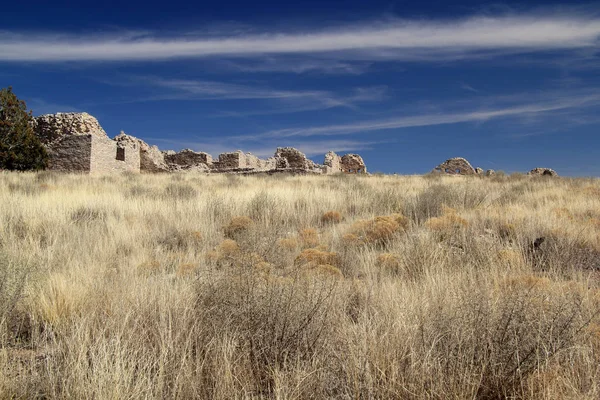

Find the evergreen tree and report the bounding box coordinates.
[0,87,47,171]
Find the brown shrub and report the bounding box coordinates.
[298,228,320,248]
[156,228,203,251]
[321,210,342,224]
[137,260,160,275]
[425,206,468,234]
[224,216,254,239]
[295,248,341,267]
[347,213,408,246]
[277,237,299,251]
[376,253,402,275]
[218,239,240,257]
[303,263,343,279]
[176,263,197,277]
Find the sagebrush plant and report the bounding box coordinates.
[0,172,599,399]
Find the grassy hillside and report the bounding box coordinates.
[1,171,599,399]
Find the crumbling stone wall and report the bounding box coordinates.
[275,147,312,170]
[528,167,558,177]
[340,154,367,174]
[213,151,246,170]
[34,113,107,145]
[323,151,341,174]
[244,153,263,170]
[46,135,93,172]
[33,112,371,176]
[165,149,213,170]
[34,113,141,174]
[115,132,169,173]
[433,157,476,175]
[90,136,140,174]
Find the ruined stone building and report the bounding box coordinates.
[324,151,367,174]
[432,157,477,175]
[528,167,558,177]
[34,113,140,173]
[33,112,369,175]
[432,157,558,177]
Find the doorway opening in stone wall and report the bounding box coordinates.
[116,147,125,161]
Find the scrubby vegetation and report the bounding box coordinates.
[0,87,48,171]
[0,172,599,399]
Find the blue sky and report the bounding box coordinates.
[1,1,600,175]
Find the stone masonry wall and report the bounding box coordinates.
[214,151,246,170]
[165,149,213,169]
[46,135,92,172]
[90,136,140,174]
[340,154,367,174]
[35,113,107,145]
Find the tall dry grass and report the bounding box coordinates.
[0,171,599,399]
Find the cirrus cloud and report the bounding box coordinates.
[1,14,599,63]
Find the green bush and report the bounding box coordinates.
[0,87,47,171]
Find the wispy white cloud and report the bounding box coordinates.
[1,14,599,62]
[238,91,600,139]
[219,59,372,74]
[459,82,480,93]
[116,76,387,114]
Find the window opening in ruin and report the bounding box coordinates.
[116,147,125,161]
[445,168,449,173]
[456,169,461,173]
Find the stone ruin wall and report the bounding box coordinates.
[164,149,213,171]
[432,158,558,177]
[323,151,341,174]
[46,135,93,172]
[432,157,477,175]
[33,112,373,175]
[213,151,246,170]
[528,167,558,177]
[340,154,367,174]
[91,136,140,174]
[34,112,107,145]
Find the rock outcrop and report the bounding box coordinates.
[528,168,558,177]
[475,167,484,175]
[34,113,108,145]
[432,157,476,175]
[485,169,496,176]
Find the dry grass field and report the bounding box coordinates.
[1,171,600,399]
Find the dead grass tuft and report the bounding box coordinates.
[321,210,343,224]
[376,253,402,274]
[224,216,254,239]
[346,213,408,246]
[277,237,299,251]
[298,228,320,248]
[295,248,341,267]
